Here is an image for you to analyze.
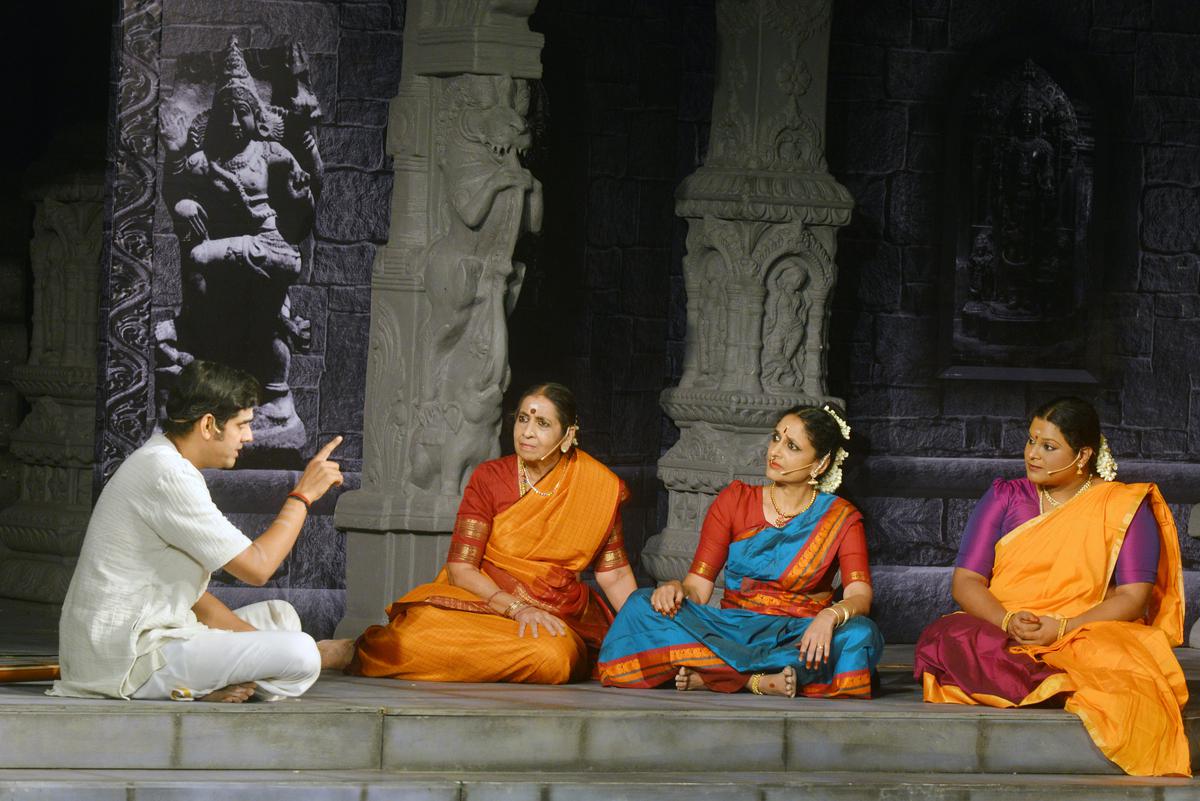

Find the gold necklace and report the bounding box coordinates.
[1040,476,1093,512]
[767,483,816,527]
[518,455,566,498]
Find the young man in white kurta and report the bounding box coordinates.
[49,360,344,702]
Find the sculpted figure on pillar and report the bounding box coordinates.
[409,74,543,496]
[159,36,323,463]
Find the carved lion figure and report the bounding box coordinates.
[409,74,544,496]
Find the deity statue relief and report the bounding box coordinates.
[159,37,323,463]
[952,57,1088,367]
[408,74,543,496]
[993,74,1057,315]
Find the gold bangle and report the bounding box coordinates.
[749,673,764,695]
[1057,616,1068,641]
[503,600,527,619]
[839,602,854,625]
[1000,610,1015,634]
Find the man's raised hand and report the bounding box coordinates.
[292,436,345,504]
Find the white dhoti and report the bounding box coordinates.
[131,600,321,702]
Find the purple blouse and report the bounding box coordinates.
[956,478,1160,585]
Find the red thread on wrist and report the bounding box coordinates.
[287,491,312,510]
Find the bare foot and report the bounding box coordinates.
[674,666,708,691]
[750,665,796,698]
[317,638,356,671]
[198,682,256,703]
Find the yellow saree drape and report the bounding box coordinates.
[350,450,622,684]
[923,481,1189,777]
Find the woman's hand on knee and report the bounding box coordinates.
[651,581,685,617]
[513,606,566,638]
[797,609,837,669]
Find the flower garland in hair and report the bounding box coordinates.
[817,405,851,493]
[1095,434,1118,481]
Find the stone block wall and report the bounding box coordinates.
[822,0,1200,633]
[511,0,714,570]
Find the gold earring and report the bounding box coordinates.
[808,472,819,487]
[1076,460,1083,475]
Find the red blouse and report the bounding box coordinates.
[446,455,631,572]
[688,481,871,588]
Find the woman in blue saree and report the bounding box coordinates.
[598,405,883,698]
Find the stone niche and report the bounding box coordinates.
[940,53,1104,383]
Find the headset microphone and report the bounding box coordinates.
[538,428,576,461]
[1041,457,1081,476]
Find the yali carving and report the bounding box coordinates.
[408,74,542,497]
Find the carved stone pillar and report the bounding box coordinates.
[334,0,542,635]
[0,174,104,604]
[641,0,853,583]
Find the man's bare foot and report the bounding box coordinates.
[749,665,796,698]
[317,638,356,671]
[674,666,708,691]
[198,682,256,703]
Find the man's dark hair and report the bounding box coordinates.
[161,360,261,437]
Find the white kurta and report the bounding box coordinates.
[49,434,252,699]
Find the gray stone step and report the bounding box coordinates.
[0,769,1196,800]
[3,671,1196,776]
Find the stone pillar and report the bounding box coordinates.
[641,0,854,583]
[0,173,104,603]
[334,0,543,635]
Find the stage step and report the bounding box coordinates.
[2,671,1196,776]
[0,769,1193,800]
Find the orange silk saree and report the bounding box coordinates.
[350,450,624,684]
[921,482,1188,777]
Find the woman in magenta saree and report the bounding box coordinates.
[598,406,883,698]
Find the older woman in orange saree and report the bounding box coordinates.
[339,383,638,684]
[914,397,1188,777]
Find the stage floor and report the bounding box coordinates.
[3,599,1200,799]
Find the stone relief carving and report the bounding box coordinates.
[158,36,323,464]
[676,216,829,399]
[2,173,103,605]
[952,58,1091,370]
[761,260,810,391]
[28,200,102,369]
[408,74,541,496]
[99,0,162,486]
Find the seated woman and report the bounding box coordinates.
[598,405,883,698]
[341,383,637,684]
[914,397,1188,777]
